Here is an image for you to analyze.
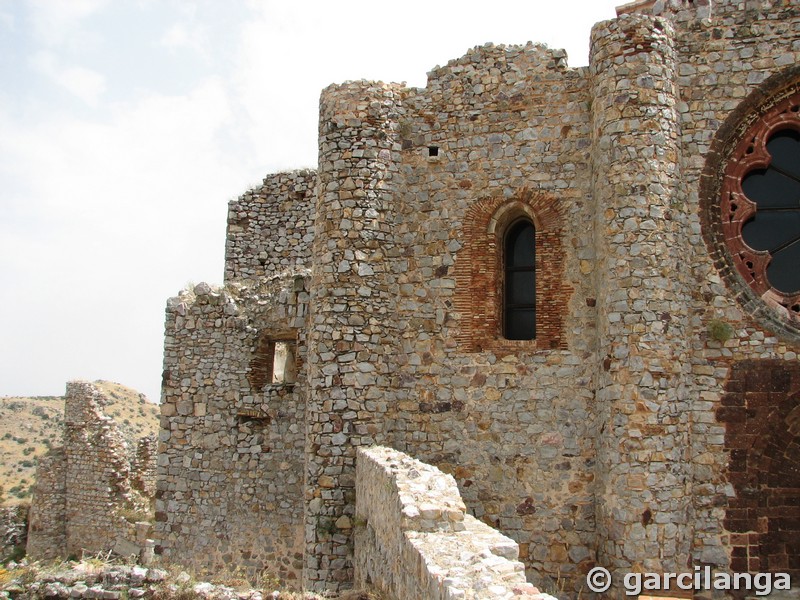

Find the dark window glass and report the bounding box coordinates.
[741,128,800,295]
[504,220,535,340]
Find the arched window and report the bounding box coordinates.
[454,190,570,352]
[504,219,536,340]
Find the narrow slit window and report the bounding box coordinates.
[504,220,536,340]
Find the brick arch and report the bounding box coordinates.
[699,66,800,343]
[453,188,571,353]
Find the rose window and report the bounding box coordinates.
[721,93,800,320]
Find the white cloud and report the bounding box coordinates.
[159,22,209,59]
[0,75,247,402]
[0,6,14,30]
[26,0,108,48]
[58,64,106,106]
[31,51,107,106]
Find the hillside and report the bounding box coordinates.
[0,381,159,505]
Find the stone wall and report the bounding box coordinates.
[26,448,66,560]
[132,435,157,499]
[156,0,800,594]
[1,504,28,561]
[385,41,597,590]
[590,12,693,579]
[156,277,308,586]
[678,0,800,569]
[224,170,316,284]
[26,381,155,560]
[354,446,554,600]
[303,80,405,591]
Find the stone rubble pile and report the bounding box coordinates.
[0,563,325,600]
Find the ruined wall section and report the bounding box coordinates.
[0,504,28,561]
[131,435,157,499]
[63,381,142,558]
[25,448,66,560]
[224,170,316,284]
[382,44,598,591]
[27,382,155,560]
[156,279,308,586]
[354,447,553,600]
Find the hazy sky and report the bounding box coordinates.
[1,0,622,403]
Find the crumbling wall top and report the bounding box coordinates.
[615,0,712,18]
[224,169,316,284]
[416,41,579,108]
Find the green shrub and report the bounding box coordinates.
[707,318,734,342]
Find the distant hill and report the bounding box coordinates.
[0,381,159,505]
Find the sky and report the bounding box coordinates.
[0,0,623,403]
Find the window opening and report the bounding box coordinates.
[741,129,800,295]
[504,219,536,340]
[272,341,297,384]
[716,89,800,323]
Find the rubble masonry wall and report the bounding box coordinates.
[156,276,309,586]
[354,446,554,600]
[156,0,800,593]
[26,381,154,560]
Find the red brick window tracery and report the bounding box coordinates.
[721,92,800,321]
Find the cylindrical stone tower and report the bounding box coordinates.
[590,13,693,586]
[303,81,404,591]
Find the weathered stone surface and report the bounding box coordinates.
[26,382,155,561]
[1,504,28,561]
[156,0,800,595]
[355,446,557,600]
[156,277,307,586]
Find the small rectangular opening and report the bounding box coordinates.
[428,146,439,157]
[272,341,296,384]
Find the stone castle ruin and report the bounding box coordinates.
[155,0,800,594]
[26,381,156,562]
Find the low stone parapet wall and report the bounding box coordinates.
[354,446,557,600]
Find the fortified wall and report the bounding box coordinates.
[157,0,800,594]
[26,381,156,561]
